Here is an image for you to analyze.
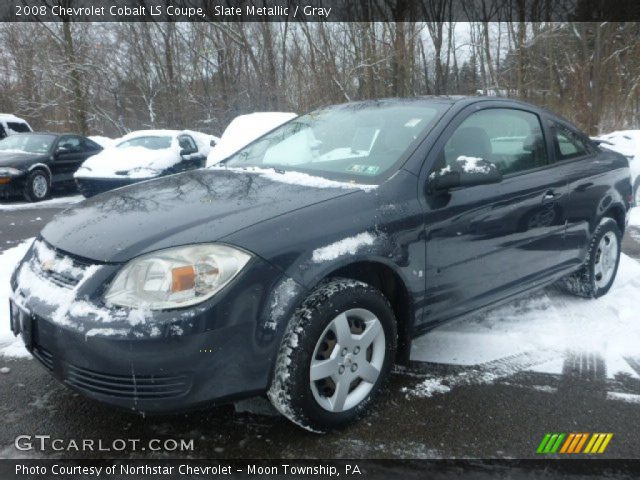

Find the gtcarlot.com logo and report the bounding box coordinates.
[536,433,613,454]
[14,435,194,452]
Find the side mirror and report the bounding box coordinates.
[180,147,197,157]
[428,156,502,194]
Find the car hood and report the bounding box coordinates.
[0,151,48,168]
[42,168,360,262]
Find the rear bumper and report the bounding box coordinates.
[75,177,146,198]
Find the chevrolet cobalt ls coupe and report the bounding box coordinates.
[10,98,631,432]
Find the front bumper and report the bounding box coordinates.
[0,175,26,197]
[10,239,305,413]
[75,176,148,198]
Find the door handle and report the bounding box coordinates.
[542,190,559,202]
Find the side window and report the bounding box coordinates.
[7,122,31,133]
[57,136,82,152]
[178,135,197,153]
[551,122,589,161]
[82,138,102,152]
[440,108,548,176]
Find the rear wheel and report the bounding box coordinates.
[268,278,397,432]
[558,218,621,298]
[23,170,50,202]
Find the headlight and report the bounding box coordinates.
[104,244,251,310]
[0,167,22,176]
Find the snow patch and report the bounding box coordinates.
[0,195,82,211]
[212,165,377,192]
[311,232,376,263]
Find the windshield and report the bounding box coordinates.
[0,134,56,154]
[223,102,446,182]
[117,136,172,150]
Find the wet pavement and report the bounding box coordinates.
[1,195,640,460]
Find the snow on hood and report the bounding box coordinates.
[595,130,640,181]
[75,129,218,179]
[206,112,297,166]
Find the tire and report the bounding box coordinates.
[267,278,397,433]
[558,217,621,298]
[23,170,50,202]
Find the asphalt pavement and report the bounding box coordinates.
[1,193,640,461]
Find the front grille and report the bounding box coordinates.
[32,345,54,371]
[31,240,95,288]
[65,364,190,399]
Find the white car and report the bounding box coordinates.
[594,130,640,204]
[75,129,219,197]
[0,114,32,139]
[206,112,297,166]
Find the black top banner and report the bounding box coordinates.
[1,0,640,22]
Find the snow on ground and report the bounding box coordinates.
[407,253,640,402]
[0,239,33,357]
[206,112,297,166]
[0,195,82,211]
[630,208,640,227]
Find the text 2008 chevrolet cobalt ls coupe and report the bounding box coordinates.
[10,97,631,432]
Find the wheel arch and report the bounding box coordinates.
[27,163,52,185]
[601,203,626,236]
[317,260,414,365]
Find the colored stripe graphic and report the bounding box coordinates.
[537,433,612,454]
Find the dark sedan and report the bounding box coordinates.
[0,133,103,201]
[9,97,632,432]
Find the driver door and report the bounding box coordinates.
[52,136,86,182]
[421,106,569,325]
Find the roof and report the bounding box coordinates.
[0,113,29,123]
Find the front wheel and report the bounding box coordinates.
[558,218,621,298]
[23,170,50,202]
[268,278,397,432]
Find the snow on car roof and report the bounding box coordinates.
[0,113,29,123]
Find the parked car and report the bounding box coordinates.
[206,112,297,166]
[593,130,640,205]
[10,97,631,432]
[0,114,32,139]
[0,132,103,201]
[74,129,219,197]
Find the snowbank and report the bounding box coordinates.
[76,129,218,179]
[206,112,297,166]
